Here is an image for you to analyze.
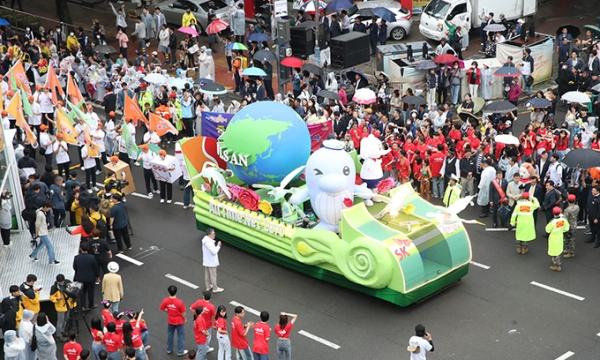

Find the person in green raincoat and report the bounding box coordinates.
[443,175,462,207]
[138,86,154,110]
[545,207,570,272]
[510,192,539,254]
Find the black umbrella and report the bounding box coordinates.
[195,77,215,86]
[494,66,521,77]
[317,89,339,100]
[458,111,480,124]
[414,60,438,71]
[94,44,117,55]
[200,81,227,95]
[346,70,367,82]
[563,149,600,169]
[357,8,377,17]
[253,49,277,63]
[526,97,552,109]
[482,100,517,113]
[556,25,581,38]
[403,95,426,106]
[302,63,323,76]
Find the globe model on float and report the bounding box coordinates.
[218,101,311,185]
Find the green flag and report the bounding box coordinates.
[67,100,98,129]
[20,89,32,116]
[121,123,139,159]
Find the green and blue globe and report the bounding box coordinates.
[219,101,311,185]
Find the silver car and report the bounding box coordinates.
[156,0,234,32]
[348,2,412,41]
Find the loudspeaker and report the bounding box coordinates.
[290,23,315,58]
[277,19,290,43]
[330,31,370,69]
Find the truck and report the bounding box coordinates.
[418,0,537,41]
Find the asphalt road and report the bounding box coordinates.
[46,103,600,360]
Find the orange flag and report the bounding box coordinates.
[82,126,100,158]
[6,92,36,144]
[8,60,32,96]
[66,72,84,105]
[124,94,148,126]
[56,109,79,145]
[45,66,65,105]
[149,112,178,137]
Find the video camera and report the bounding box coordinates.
[57,280,83,300]
[104,178,129,194]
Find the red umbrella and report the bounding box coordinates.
[280,56,303,68]
[206,19,229,35]
[433,54,460,65]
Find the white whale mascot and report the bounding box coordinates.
[290,140,373,232]
[359,134,390,189]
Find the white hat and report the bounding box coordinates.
[517,18,525,24]
[107,261,119,273]
[450,174,459,181]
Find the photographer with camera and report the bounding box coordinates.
[50,274,78,341]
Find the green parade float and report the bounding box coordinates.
[182,101,472,307]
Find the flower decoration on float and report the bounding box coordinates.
[258,200,273,215]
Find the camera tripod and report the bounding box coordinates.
[62,291,91,338]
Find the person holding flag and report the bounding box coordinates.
[137,144,160,198]
[38,124,54,168]
[545,207,570,272]
[92,122,107,173]
[81,137,99,191]
[29,94,43,137]
[157,149,176,204]
[74,115,88,171]
[53,133,71,179]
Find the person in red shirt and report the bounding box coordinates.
[102,322,123,359]
[275,312,298,360]
[63,333,83,360]
[252,311,271,360]
[231,306,253,360]
[122,320,147,359]
[159,285,188,356]
[215,305,231,360]
[100,301,115,329]
[90,317,105,359]
[396,151,411,184]
[429,145,446,199]
[193,307,210,360]
[190,291,216,351]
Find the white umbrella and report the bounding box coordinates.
[352,88,377,105]
[168,77,191,90]
[561,91,591,104]
[592,83,600,92]
[494,134,520,145]
[144,73,168,85]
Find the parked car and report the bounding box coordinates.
[157,0,234,32]
[348,1,412,41]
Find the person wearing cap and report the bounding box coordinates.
[545,207,570,271]
[157,149,176,203]
[510,192,540,254]
[443,174,461,207]
[38,124,54,168]
[407,324,434,360]
[563,194,579,258]
[136,144,159,198]
[102,261,124,313]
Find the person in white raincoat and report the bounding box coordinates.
[480,64,493,100]
[18,310,36,360]
[35,312,58,360]
[3,330,26,360]
[477,158,496,217]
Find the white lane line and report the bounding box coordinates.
[554,351,575,360]
[174,201,184,206]
[229,301,261,316]
[597,332,600,337]
[576,225,586,229]
[485,228,508,232]
[165,274,199,289]
[130,192,152,199]
[298,330,341,350]
[470,261,490,270]
[530,281,585,301]
[115,253,144,266]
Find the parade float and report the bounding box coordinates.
[181,101,472,307]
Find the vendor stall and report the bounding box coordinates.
[496,33,555,86]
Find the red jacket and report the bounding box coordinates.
[466,67,481,85]
[429,152,445,177]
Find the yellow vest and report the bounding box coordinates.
[49,288,77,313]
[21,291,40,314]
[182,12,197,27]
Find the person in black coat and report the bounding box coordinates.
[352,18,367,33]
[0,285,22,332]
[378,19,388,45]
[488,170,508,228]
[368,18,379,55]
[585,186,600,247]
[102,85,117,115]
[73,243,101,311]
[330,14,342,38]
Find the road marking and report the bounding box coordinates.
[229,301,261,316]
[576,225,586,229]
[298,330,341,350]
[174,201,184,206]
[130,192,152,199]
[530,281,585,301]
[165,274,199,289]
[135,246,161,260]
[485,228,508,232]
[597,332,600,337]
[554,351,575,360]
[115,253,144,266]
[470,261,490,269]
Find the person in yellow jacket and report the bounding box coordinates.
[66,31,80,54]
[510,192,540,254]
[181,8,197,28]
[138,86,154,110]
[49,274,77,340]
[443,175,462,207]
[19,274,40,314]
[545,207,570,272]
